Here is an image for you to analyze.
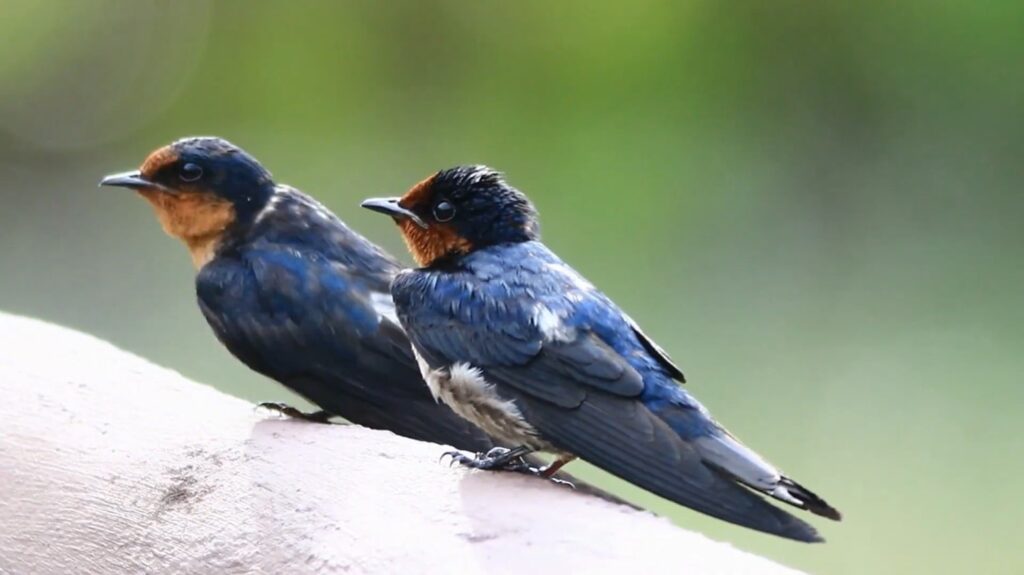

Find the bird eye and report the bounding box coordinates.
[179,163,203,182]
[433,200,455,222]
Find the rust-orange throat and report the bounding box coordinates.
[135,146,235,269]
[393,175,472,267]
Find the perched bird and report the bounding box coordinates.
[96,137,622,501]
[99,137,499,446]
[98,138,628,505]
[363,166,842,542]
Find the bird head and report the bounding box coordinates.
[100,137,275,267]
[362,165,539,267]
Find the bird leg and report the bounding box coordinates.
[256,401,335,424]
[441,445,536,473]
[540,456,577,479]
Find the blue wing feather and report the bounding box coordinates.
[392,241,825,542]
[195,188,499,451]
[393,241,673,398]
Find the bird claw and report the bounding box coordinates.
[255,401,291,416]
[255,402,334,424]
[440,447,535,474]
[439,450,467,466]
[548,477,576,489]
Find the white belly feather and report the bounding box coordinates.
[410,348,546,449]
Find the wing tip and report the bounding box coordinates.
[738,489,827,543]
[778,476,843,522]
[775,515,826,543]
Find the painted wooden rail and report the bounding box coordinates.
[0,313,803,575]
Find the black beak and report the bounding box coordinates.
[361,197,428,229]
[99,170,163,190]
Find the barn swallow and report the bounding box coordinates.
[363,166,842,542]
[97,138,629,504]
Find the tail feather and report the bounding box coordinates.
[689,430,842,522]
[772,477,842,521]
[516,392,825,542]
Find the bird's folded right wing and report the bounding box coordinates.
[509,384,824,542]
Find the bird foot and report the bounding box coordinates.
[256,402,334,424]
[440,448,575,489]
[441,447,535,473]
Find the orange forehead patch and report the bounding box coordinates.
[140,145,179,179]
[399,173,437,210]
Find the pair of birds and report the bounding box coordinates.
[101,137,840,542]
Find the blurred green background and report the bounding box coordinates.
[2,2,1021,573]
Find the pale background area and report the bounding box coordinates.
[1,2,1021,574]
